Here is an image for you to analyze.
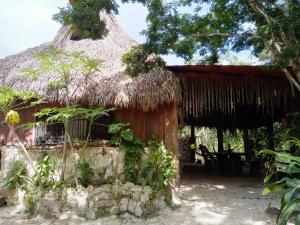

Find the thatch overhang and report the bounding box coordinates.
[0,12,180,112]
[167,65,300,129]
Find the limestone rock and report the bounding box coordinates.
[95,208,109,218]
[86,208,96,220]
[127,199,137,214]
[112,179,123,198]
[119,197,129,212]
[153,196,166,210]
[38,191,60,218]
[170,189,181,208]
[94,199,114,208]
[122,182,134,196]
[93,184,112,196]
[131,185,143,201]
[134,202,143,217]
[109,203,120,215]
[104,166,113,179]
[141,186,152,204]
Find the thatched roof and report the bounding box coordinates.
[0,12,180,111]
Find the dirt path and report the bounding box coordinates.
[0,176,280,225]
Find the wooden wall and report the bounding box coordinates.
[0,103,59,144]
[115,103,180,180]
[115,103,179,154]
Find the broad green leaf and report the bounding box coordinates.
[121,128,133,141]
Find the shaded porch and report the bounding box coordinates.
[168,65,300,177]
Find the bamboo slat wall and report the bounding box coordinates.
[184,78,289,118]
[182,73,299,128]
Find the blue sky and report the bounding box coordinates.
[0,0,257,65]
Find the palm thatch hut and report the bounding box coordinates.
[0,12,181,155]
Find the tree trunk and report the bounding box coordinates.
[60,120,70,181]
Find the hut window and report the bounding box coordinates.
[35,121,64,145]
[90,112,115,140]
[34,112,115,145]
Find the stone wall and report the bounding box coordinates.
[37,182,166,219]
[0,144,173,219]
[0,143,124,180]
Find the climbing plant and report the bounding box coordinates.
[108,122,144,183]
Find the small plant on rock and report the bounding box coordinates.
[32,153,57,190]
[78,159,94,188]
[4,160,28,190]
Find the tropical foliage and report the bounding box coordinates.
[139,136,176,196]
[122,44,165,77]
[4,160,28,190]
[109,123,176,196]
[53,0,118,39]
[24,47,103,181]
[128,0,300,90]
[109,122,144,183]
[260,140,300,225]
[32,154,58,190]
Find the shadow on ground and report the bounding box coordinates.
[0,175,281,225]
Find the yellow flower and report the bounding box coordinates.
[5,110,20,125]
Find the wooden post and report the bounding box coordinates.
[217,128,224,152]
[243,129,251,161]
[267,123,274,150]
[281,117,289,130]
[189,125,196,162]
[164,103,180,184]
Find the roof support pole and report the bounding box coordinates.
[217,128,224,152]
[267,123,274,150]
[243,129,251,161]
[189,125,196,162]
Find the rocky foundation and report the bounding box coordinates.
[35,181,166,219]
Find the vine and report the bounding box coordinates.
[108,122,144,183]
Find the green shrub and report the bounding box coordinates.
[138,137,176,197]
[24,192,35,215]
[33,154,57,190]
[78,159,94,187]
[260,138,300,225]
[4,160,28,190]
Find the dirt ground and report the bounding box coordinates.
[0,175,282,225]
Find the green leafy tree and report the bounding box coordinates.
[24,47,103,181]
[53,0,119,39]
[0,86,41,162]
[131,0,300,90]
[122,44,166,76]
